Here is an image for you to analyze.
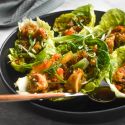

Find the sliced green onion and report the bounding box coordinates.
[73,58,89,69]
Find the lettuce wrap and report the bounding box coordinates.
[8,18,56,72]
[93,8,125,37]
[53,4,95,36]
[88,8,125,55]
[106,46,125,98]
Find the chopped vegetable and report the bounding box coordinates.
[65,69,84,93]
[73,58,89,69]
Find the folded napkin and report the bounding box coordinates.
[0,0,64,27]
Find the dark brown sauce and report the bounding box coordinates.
[88,87,116,103]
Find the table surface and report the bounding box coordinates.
[1,0,125,125]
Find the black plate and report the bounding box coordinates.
[1,10,125,124]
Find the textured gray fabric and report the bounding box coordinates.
[0,0,64,27]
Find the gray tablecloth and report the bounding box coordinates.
[0,0,64,27]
